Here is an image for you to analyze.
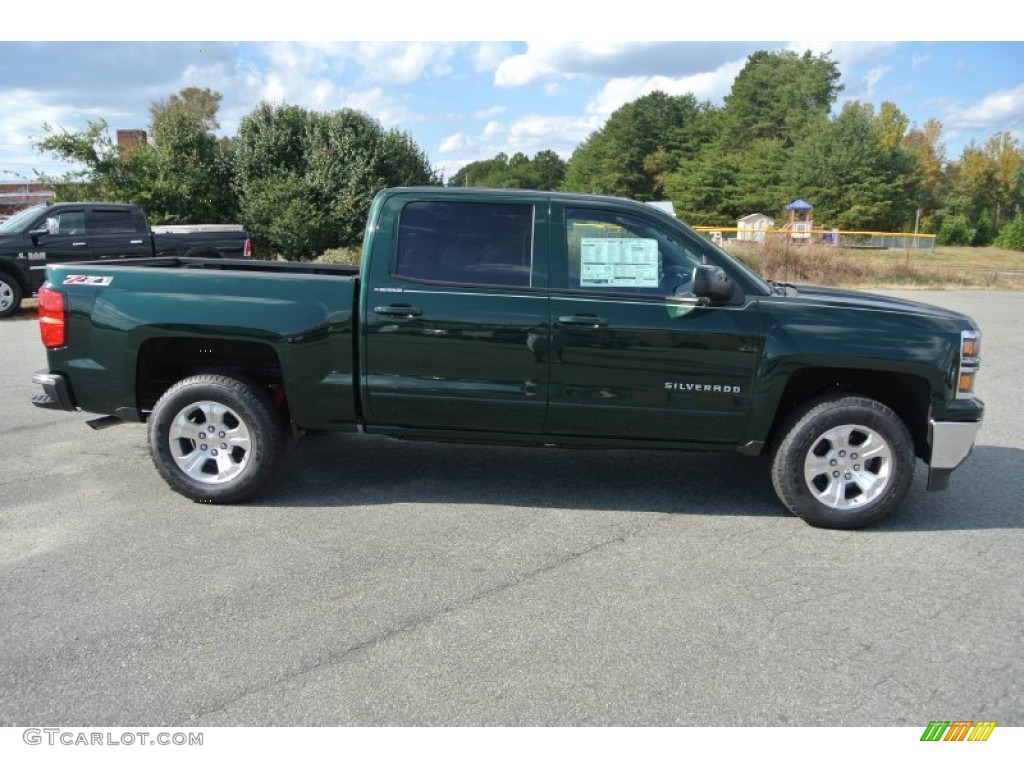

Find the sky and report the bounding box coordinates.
[1,6,1021,184]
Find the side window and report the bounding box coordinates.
[42,210,86,236]
[91,209,139,234]
[566,208,702,296]
[395,201,533,287]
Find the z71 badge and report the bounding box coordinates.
[63,275,114,286]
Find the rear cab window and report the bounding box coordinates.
[89,208,144,234]
[393,201,535,288]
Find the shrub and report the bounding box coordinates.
[993,215,1024,252]
[317,247,362,265]
[936,215,975,247]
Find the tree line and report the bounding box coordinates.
[34,51,1024,258]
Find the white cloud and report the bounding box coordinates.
[439,132,480,154]
[437,113,601,163]
[786,41,898,70]
[494,51,555,87]
[0,88,114,178]
[911,54,931,69]
[473,106,507,119]
[245,43,421,126]
[473,43,513,73]
[586,58,747,118]
[942,84,1024,132]
[355,42,458,85]
[863,65,892,95]
[504,114,603,157]
[494,41,760,87]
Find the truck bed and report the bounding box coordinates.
[42,256,361,430]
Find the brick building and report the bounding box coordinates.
[0,182,54,218]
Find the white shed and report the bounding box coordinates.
[737,213,775,241]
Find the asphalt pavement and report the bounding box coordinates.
[0,291,1021,726]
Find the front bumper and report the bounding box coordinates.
[927,417,983,491]
[31,370,76,411]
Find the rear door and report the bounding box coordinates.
[88,207,152,259]
[25,207,90,288]
[361,192,550,434]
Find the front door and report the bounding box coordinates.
[26,207,89,290]
[545,203,762,445]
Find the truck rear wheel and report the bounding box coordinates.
[771,395,914,529]
[148,374,286,503]
[0,274,23,318]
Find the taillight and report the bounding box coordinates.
[38,286,66,348]
[243,238,253,259]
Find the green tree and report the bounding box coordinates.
[993,214,1024,251]
[34,118,128,201]
[873,102,909,153]
[787,102,918,230]
[448,150,565,190]
[943,143,998,230]
[936,214,975,246]
[563,91,717,200]
[234,103,436,260]
[902,119,946,231]
[665,152,740,225]
[721,50,842,148]
[34,87,238,223]
[142,87,237,223]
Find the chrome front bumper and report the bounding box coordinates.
[927,418,983,491]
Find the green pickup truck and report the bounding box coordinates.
[30,187,984,528]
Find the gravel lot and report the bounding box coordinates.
[1,290,1021,726]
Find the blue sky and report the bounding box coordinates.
[1,8,1021,184]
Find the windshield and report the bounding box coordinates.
[0,204,45,234]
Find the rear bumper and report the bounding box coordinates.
[926,417,983,491]
[31,370,76,411]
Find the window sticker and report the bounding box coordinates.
[579,238,659,288]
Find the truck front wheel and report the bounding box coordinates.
[148,374,286,503]
[771,395,915,529]
[0,274,23,318]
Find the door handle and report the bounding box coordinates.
[72,241,88,247]
[557,314,608,328]
[373,305,423,318]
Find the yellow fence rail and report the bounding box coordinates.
[691,226,936,251]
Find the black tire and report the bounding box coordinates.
[147,374,286,503]
[771,394,915,529]
[0,273,23,318]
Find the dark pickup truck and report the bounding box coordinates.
[30,187,984,528]
[0,201,251,317]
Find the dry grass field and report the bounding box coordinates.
[726,240,1024,290]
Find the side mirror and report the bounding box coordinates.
[692,264,735,303]
[29,227,49,239]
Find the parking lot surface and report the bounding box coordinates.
[1,291,1021,726]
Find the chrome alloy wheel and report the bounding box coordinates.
[168,400,252,484]
[0,280,14,313]
[803,423,893,510]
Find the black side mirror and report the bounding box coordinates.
[29,227,48,241]
[692,264,735,302]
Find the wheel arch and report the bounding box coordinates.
[764,367,932,460]
[136,337,285,416]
